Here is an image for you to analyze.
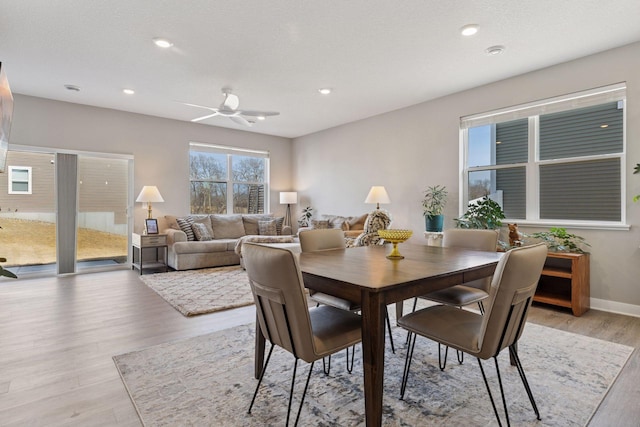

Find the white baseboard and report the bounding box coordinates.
[590,298,640,318]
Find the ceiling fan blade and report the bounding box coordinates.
[230,115,253,127]
[240,110,280,117]
[182,102,218,111]
[191,112,219,122]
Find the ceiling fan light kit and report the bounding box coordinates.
[185,88,279,127]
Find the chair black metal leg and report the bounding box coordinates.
[400,332,417,400]
[477,358,503,427]
[509,345,541,420]
[405,298,419,345]
[493,356,511,427]
[456,349,464,364]
[248,343,275,414]
[285,358,299,427]
[478,300,485,315]
[293,361,315,427]
[438,343,449,371]
[322,355,331,375]
[346,345,356,373]
[385,307,395,354]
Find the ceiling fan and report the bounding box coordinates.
[183,88,279,127]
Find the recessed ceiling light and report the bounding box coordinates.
[123,88,135,95]
[485,45,506,56]
[256,115,266,121]
[152,38,173,48]
[64,84,80,92]
[318,88,332,95]
[600,124,609,128]
[461,24,479,36]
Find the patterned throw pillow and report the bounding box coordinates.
[176,217,196,241]
[274,216,285,235]
[191,222,213,241]
[258,220,278,236]
[311,219,330,229]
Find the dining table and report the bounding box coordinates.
[253,243,503,427]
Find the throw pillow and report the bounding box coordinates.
[242,215,274,235]
[274,216,285,235]
[176,217,196,241]
[258,220,278,236]
[210,214,246,239]
[191,222,213,241]
[163,215,180,230]
[311,219,330,229]
[192,216,214,238]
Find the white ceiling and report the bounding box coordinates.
[2,0,639,139]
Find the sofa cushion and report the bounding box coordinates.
[348,214,368,231]
[163,215,180,231]
[258,220,278,236]
[242,214,274,235]
[192,216,214,238]
[172,239,237,255]
[210,214,246,239]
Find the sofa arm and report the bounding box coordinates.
[281,225,293,236]
[164,228,187,245]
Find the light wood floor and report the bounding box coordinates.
[1,269,638,426]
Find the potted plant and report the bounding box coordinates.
[526,227,590,253]
[298,206,313,227]
[422,185,448,232]
[454,196,505,230]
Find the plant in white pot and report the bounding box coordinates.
[422,185,448,232]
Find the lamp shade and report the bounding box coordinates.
[364,186,390,205]
[136,186,164,203]
[279,191,298,204]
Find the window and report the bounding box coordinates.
[461,83,626,227]
[189,143,269,214]
[8,166,32,194]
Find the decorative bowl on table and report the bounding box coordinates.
[377,229,413,259]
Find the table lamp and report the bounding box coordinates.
[136,185,164,219]
[365,186,390,210]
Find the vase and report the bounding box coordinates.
[425,215,444,232]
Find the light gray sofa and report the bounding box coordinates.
[158,214,292,271]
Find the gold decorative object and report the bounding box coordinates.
[378,229,413,259]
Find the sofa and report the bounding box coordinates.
[158,214,293,271]
[299,210,392,247]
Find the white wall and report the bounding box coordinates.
[10,95,293,234]
[292,42,640,313]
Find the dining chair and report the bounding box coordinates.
[410,228,499,369]
[243,242,362,427]
[299,229,395,368]
[398,243,548,426]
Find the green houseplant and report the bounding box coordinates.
[298,206,313,227]
[454,196,505,230]
[527,227,590,253]
[422,185,448,232]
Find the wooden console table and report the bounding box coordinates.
[534,252,590,316]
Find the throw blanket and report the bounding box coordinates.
[234,235,295,256]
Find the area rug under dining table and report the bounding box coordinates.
[138,266,253,316]
[113,320,632,426]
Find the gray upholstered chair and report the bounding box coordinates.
[410,228,499,369]
[243,243,362,426]
[299,229,395,363]
[398,243,548,426]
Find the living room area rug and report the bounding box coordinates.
[138,266,254,316]
[113,321,632,426]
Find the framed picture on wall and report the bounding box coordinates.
[145,218,159,234]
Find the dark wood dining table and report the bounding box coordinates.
[254,243,503,427]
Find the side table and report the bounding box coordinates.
[132,233,168,275]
